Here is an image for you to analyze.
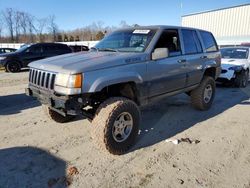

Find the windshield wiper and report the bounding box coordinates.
[98,48,119,52]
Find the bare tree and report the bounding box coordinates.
[47,15,58,42]
[36,17,48,42]
[2,8,15,42]
[119,20,129,28]
[14,10,22,42]
[26,14,36,43]
[18,11,31,41]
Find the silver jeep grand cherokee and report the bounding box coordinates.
[26,26,221,155]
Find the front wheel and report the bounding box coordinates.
[190,76,216,111]
[6,61,21,73]
[92,97,141,155]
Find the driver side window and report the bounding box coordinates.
[154,29,181,57]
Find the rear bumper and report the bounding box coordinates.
[25,86,85,116]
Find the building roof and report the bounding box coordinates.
[182,3,250,17]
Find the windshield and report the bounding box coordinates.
[16,45,30,53]
[95,29,157,52]
[220,48,249,59]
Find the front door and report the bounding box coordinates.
[147,29,187,97]
[22,45,43,66]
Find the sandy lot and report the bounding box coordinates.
[0,70,250,188]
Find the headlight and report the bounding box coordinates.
[54,73,83,95]
[0,57,6,61]
[229,66,243,72]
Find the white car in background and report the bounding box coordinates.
[217,47,250,88]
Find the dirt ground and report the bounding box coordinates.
[0,70,250,188]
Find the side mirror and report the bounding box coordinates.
[152,48,169,60]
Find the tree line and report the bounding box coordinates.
[0,8,138,44]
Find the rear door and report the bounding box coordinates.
[147,29,187,97]
[42,45,58,58]
[180,29,205,87]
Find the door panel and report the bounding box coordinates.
[185,54,205,86]
[147,56,187,97]
[21,46,43,66]
[180,29,205,86]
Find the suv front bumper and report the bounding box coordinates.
[25,86,85,116]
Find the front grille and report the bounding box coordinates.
[29,68,56,90]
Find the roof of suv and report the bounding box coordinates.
[32,43,68,46]
[115,25,211,33]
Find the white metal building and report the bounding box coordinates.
[182,4,250,46]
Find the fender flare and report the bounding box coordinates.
[88,72,143,92]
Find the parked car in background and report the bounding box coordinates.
[0,43,72,72]
[69,45,89,52]
[217,47,250,87]
[26,26,221,154]
[0,48,16,54]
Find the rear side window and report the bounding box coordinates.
[200,31,218,52]
[27,46,42,54]
[182,29,202,55]
[43,45,70,54]
[59,45,71,52]
[43,45,57,54]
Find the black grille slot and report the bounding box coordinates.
[221,69,227,74]
[29,69,32,82]
[28,68,56,90]
[38,71,41,85]
[50,74,56,89]
[41,72,45,87]
[34,70,38,84]
[31,69,35,83]
[45,73,50,88]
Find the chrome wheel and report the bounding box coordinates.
[112,112,133,142]
[204,84,213,103]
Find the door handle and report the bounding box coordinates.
[178,59,186,63]
[200,55,207,59]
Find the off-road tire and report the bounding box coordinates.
[235,70,249,88]
[6,61,21,73]
[92,97,141,155]
[190,76,215,111]
[43,106,74,123]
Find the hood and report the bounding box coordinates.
[221,58,248,66]
[29,51,148,74]
[221,58,250,70]
[0,51,18,57]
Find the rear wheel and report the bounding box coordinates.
[92,97,140,155]
[6,61,21,73]
[43,106,74,123]
[190,76,216,111]
[235,70,249,88]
